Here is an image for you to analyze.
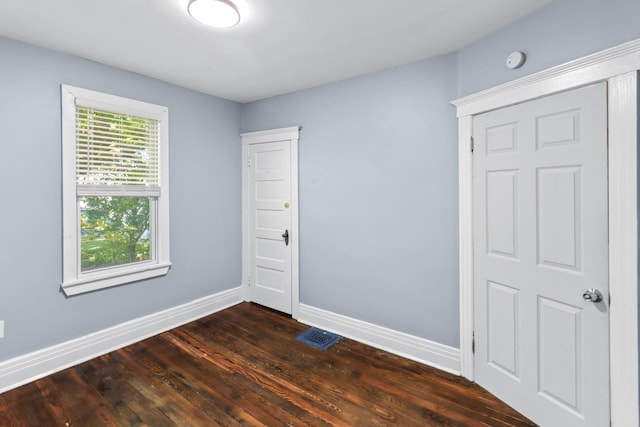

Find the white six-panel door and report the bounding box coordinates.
[247,140,293,314]
[473,83,609,427]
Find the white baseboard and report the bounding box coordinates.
[0,286,243,393]
[0,292,460,394]
[297,304,461,375]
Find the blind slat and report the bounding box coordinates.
[77,184,161,197]
[76,146,159,156]
[76,106,160,188]
[76,128,158,140]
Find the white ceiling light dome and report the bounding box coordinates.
[188,0,240,28]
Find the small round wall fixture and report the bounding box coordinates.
[188,0,240,28]
[506,51,526,69]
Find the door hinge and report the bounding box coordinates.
[247,157,252,168]
[247,275,251,286]
[472,331,475,354]
[470,136,474,153]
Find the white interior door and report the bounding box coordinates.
[472,83,609,427]
[247,140,293,314]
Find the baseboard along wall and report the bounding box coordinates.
[0,287,244,393]
[297,304,461,375]
[0,291,461,393]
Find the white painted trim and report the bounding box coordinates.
[60,84,171,295]
[607,72,639,427]
[453,38,640,117]
[240,126,300,144]
[241,138,250,303]
[457,115,474,380]
[452,40,640,426]
[290,134,300,319]
[240,126,301,318]
[0,287,243,393]
[298,304,460,375]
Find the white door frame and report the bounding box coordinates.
[452,39,640,426]
[241,126,301,319]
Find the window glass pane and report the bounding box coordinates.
[80,196,151,272]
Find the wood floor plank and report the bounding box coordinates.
[33,377,71,424]
[0,302,537,426]
[47,368,119,426]
[192,305,496,426]
[0,395,18,427]
[77,354,174,426]
[110,351,228,426]
[0,382,60,426]
[161,331,327,426]
[130,336,291,425]
[174,314,387,425]
[171,332,350,425]
[114,345,230,426]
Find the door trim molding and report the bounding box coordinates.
[452,39,640,426]
[240,126,301,318]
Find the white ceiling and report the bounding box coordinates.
[0,0,551,103]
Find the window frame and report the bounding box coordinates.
[61,85,171,295]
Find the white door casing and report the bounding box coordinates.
[453,40,640,427]
[241,127,300,317]
[473,83,609,426]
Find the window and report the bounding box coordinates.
[61,85,170,295]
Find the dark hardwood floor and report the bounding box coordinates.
[0,302,536,426]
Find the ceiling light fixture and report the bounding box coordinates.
[188,0,240,28]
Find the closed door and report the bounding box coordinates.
[472,83,609,426]
[248,140,293,314]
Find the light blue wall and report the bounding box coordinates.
[457,0,640,96]
[243,55,461,347]
[0,36,242,361]
[242,0,640,349]
[3,0,640,364]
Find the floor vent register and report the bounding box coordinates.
[296,327,342,351]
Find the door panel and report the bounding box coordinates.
[537,297,582,412]
[487,281,519,379]
[248,140,292,314]
[537,166,582,271]
[473,83,609,427]
[486,170,518,258]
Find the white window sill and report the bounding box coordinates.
[61,262,172,296]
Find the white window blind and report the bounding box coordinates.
[75,106,160,197]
